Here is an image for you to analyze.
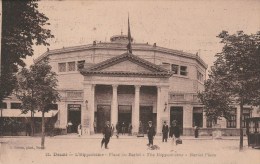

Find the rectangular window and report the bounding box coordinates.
[161,62,171,71]
[180,66,188,76]
[77,60,85,70]
[226,108,237,128]
[0,102,7,108]
[193,107,203,127]
[58,63,66,72]
[242,108,252,128]
[206,118,217,128]
[197,71,204,81]
[11,103,21,109]
[68,62,76,71]
[171,64,179,74]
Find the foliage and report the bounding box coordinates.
[16,59,60,147]
[199,31,260,121]
[16,59,60,114]
[1,0,54,102]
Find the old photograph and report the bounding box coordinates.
[0,0,260,164]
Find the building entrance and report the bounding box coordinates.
[118,105,132,134]
[170,106,183,134]
[139,106,154,134]
[67,104,81,133]
[96,105,111,133]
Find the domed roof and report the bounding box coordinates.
[110,34,133,43]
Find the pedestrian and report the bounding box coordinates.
[111,124,115,137]
[147,121,156,147]
[121,122,126,135]
[137,121,144,137]
[172,121,181,145]
[194,126,199,138]
[67,121,73,133]
[25,122,31,136]
[101,121,112,149]
[169,123,174,138]
[77,124,82,137]
[128,123,133,136]
[116,122,120,138]
[93,121,97,134]
[162,121,169,142]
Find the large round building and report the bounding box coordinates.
[2,32,259,136]
[35,33,208,136]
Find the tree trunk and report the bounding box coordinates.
[239,99,243,151]
[41,111,45,149]
[30,111,35,136]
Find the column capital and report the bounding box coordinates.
[112,84,118,88]
[135,85,141,91]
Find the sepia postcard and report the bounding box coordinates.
[0,0,260,164]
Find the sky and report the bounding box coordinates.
[27,0,260,76]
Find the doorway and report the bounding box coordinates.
[140,106,154,134]
[170,106,183,134]
[67,104,81,133]
[118,105,132,133]
[96,105,111,133]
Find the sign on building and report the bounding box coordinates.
[68,104,81,111]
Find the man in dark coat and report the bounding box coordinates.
[101,121,112,149]
[121,122,126,135]
[147,121,156,147]
[172,121,181,141]
[116,122,120,138]
[162,121,169,142]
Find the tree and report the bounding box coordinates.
[16,59,60,149]
[0,0,54,102]
[199,31,260,151]
[15,67,38,136]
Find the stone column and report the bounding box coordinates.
[203,111,207,128]
[183,104,193,135]
[156,86,161,134]
[183,105,193,128]
[111,84,118,128]
[58,101,67,130]
[133,85,140,134]
[82,84,95,135]
[157,86,169,134]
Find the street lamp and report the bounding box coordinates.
[239,67,244,151]
[164,102,167,112]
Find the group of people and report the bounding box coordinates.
[100,120,181,149]
[162,120,181,143]
[116,122,132,137]
[147,120,181,147]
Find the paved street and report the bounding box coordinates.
[0,134,259,164]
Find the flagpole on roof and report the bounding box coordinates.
[127,13,132,54]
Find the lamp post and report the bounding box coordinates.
[164,102,167,112]
[0,107,2,137]
[239,67,244,151]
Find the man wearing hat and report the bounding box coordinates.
[101,121,112,149]
[147,121,156,147]
[162,121,169,142]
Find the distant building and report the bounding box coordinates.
[1,32,259,136]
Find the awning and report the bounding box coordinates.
[0,109,59,118]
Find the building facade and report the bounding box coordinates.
[1,34,259,136]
